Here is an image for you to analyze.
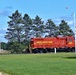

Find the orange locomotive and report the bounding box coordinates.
[30,36,75,53]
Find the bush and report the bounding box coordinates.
[10,42,25,53]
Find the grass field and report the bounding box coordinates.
[0,53,76,75]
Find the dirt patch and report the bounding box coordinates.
[0,72,9,75]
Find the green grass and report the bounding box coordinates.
[0,53,76,75]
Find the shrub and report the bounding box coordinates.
[10,42,25,53]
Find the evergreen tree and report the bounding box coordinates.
[59,20,74,36]
[32,15,44,37]
[45,19,57,37]
[5,10,23,43]
[22,14,32,45]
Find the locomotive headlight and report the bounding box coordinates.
[68,42,72,44]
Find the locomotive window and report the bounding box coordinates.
[68,39,72,42]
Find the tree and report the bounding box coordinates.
[45,19,57,37]
[0,42,7,50]
[32,15,44,37]
[59,20,74,36]
[5,10,23,43]
[9,42,25,53]
[22,14,32,45]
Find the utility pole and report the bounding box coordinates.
[74,12,76,53]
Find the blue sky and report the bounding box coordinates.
[0,0,76,42]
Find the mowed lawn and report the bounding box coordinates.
[0,53,76,75]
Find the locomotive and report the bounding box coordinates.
[30,36,75,53]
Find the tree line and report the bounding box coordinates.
[4,10,74,53]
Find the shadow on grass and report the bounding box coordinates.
[65,57,76,59]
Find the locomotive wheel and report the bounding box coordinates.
[32,49,38,53]
[42,49,47,53]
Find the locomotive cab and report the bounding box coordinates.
[66,36,75,52]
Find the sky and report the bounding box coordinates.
[0,0,76,42]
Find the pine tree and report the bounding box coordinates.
[59,20,74,36]
[22,14,32,45]
[32,15,44,37]
[5,10,23,43]
[45,19,57,37]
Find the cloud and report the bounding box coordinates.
[0,28,7,42]
[0,36,7,42]
[5,6,13,9]
[66,20,73,25]
[59,16,72,20]
[60,16,73,26]
[52,18,61,25]
[0,28,7,37]
[0,28,7,35]
[0,6,13,17]
[0,34,5,37]
[0,10,11,16]
[52,16,74,31]
[53,16,73,25]
[0,6,13,42]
